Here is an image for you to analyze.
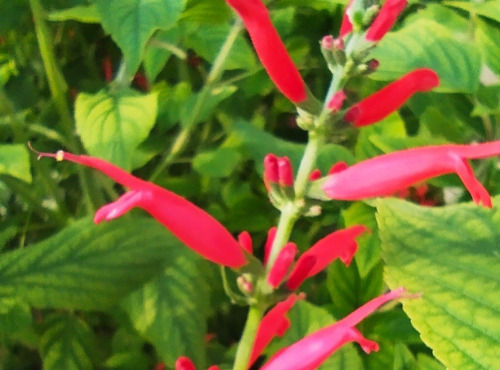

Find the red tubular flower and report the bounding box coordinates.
[267,242,298,288]
[264,154,280,184]
[264,227,277,266]
[226,0,307,103]
[339,0,353,37]
[366,0,408,42]
[261,289,406,370]
[286,225,367,290]
[249,294,304,367]
[238,231,253,254]
[345,68,439,127]
[38,151,247,268]
[322,141,500,207]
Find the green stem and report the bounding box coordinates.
[148,19,243,181]
[29,0,95,213]
[233,305,264,370]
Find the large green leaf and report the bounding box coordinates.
[40,314,96,370]
[377,198,500,370]
[0,217,183,310]
[444,0,500,23]
[370,18,481,93]
[123,251,210,367]
[144,28,181,82]
[75,88,157,170]
[93,0,186,74]
[476,18,500,76]
[0,144,32,183]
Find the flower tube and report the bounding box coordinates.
[344,68,439,126]
[261,289,406,370]
[38,151,247,268]
[366,0,408,42]
[226,0,307,103]
[322,141,500,207]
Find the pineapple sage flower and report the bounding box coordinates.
[345,68,440,127]
[37,151,247,268]
[225,0,307,103]
[261,288,407,370]
[323,141,500,208]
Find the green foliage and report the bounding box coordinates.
[0,144,31,183]
[75,89,158,170]
[378,197,500,370]
[0,217,183,310]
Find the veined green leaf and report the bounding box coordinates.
[93,0,186,74]
[75,88,157,170]
[0,144,32,183]
[377,197,500,370]
[123,251,210,367]
[0,217,183,310]
[444,0,500,23]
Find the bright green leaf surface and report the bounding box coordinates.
[0,217,182,310]
[40,314,96,370]
[94,0,186,74]
[193,147,241,178]
[123,251,209,367]
[75,89,157,170]
[0,144,32,183]
[370,18,481,93]
[476,19,500,76]
[377,198,500,370]
[444,0,500,23]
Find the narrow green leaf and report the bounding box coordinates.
[0,144,32,183]
[370,18,481,93]
[40,314,96,370]
[123,251,210,367]
[75,88,157,170]
[0,217,183,310]
[47,5,100,23]
[377,198,500,370]
[93,0,186,74]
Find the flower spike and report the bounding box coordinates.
[323,141,500,207]
[366,0,408,42]
[345,68,439,127]
[261,289,406,370]
[38,151,247,268]
[226,0,307,103]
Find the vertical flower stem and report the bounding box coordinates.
[233,304,264,370]
[29,0,95,213]
[149,19,243,181]
[232,69,347,369]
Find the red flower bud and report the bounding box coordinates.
[345,68,439,127]
[309,169,322,181]
[327,90,347,112]
[238,231,253,254]
[264,153,280,183]
[175,357,196,370]
[267,242,297,288]
[278,157,294,187]
[323,141,500,207]
[339,0,353,37]
[226,0,307,103]
[264,227,277,266]
[365,0,407,41]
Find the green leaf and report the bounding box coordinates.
[377,198,500,370]
[185,24,257,71]
[444,0,500,23]
[123,251,210,367]
[144,28,181,82]
[476,18,500,76]
[0,217,183,310]
[181,0,231,24]
[40,314,96,370]
[75,88,157,170]
[193,147,241,178]
[370,18,481,93]
[93,0,186,74]
[472,85,500,116]
[0,144,32,183]
[47,5,100,23]
[0,297,32,336]
[341,202,381,278]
